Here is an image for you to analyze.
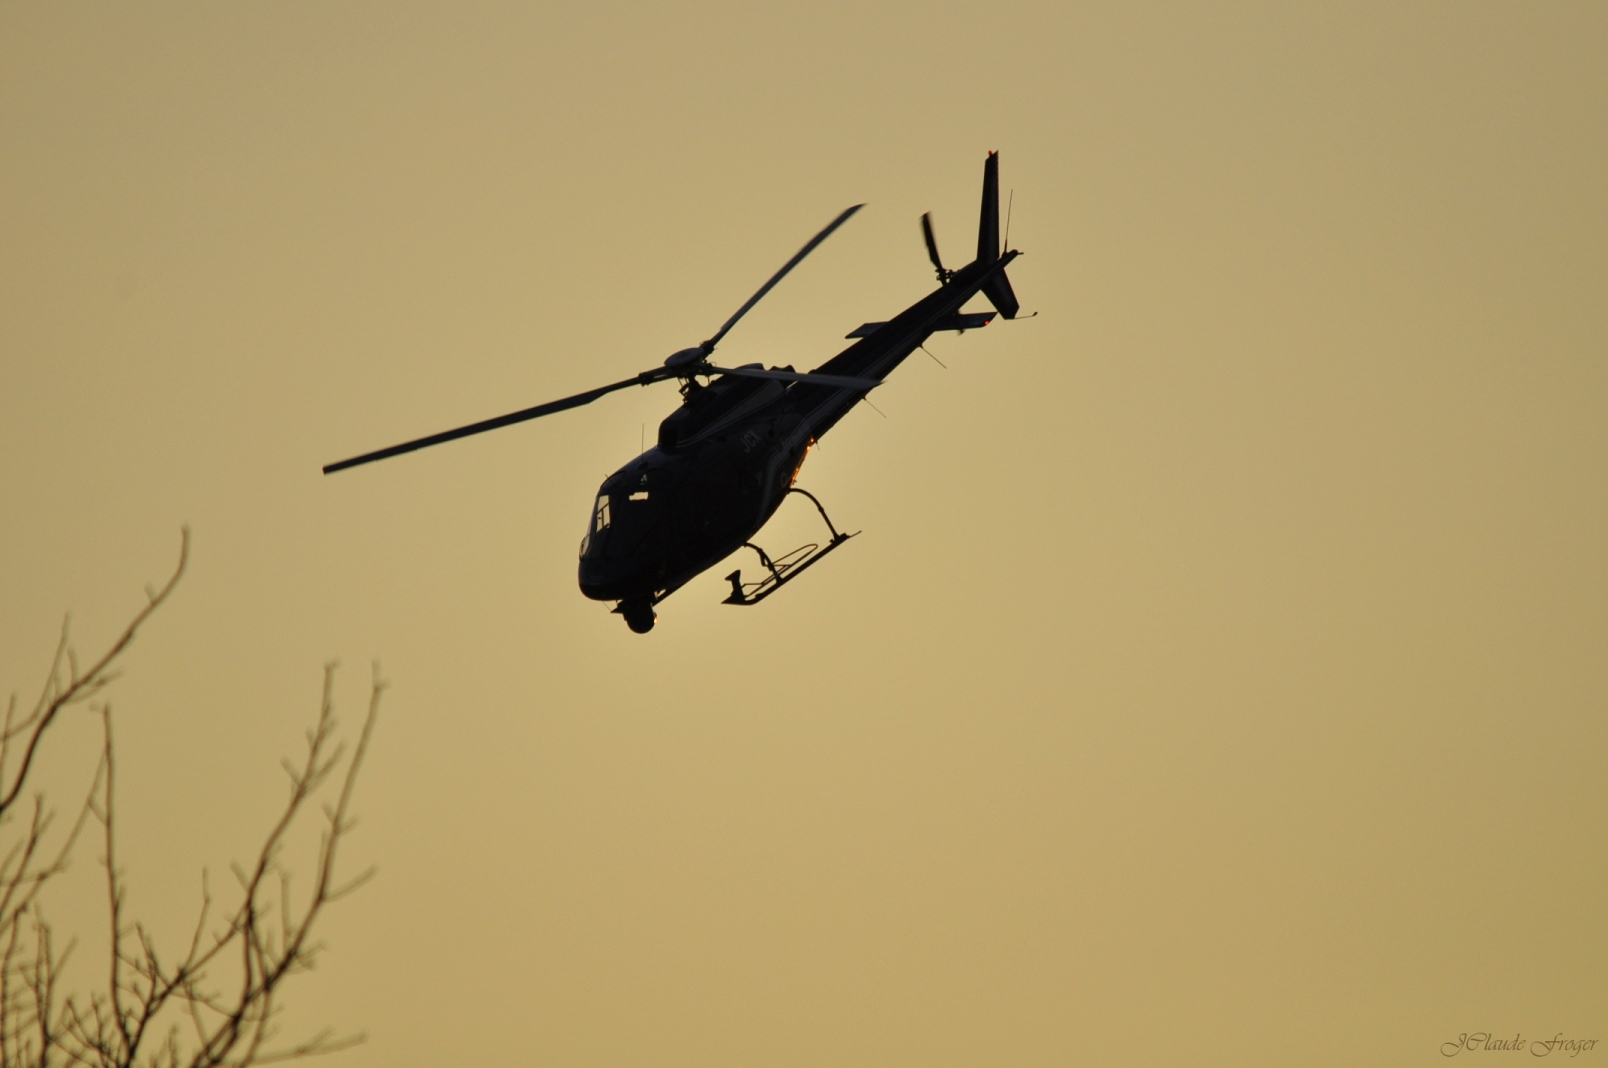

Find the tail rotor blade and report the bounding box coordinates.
[921,212,949,282]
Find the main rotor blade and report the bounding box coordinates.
[700,203,864,354]
[921,212,946,276]
[322,370,667,474]
[707,365,881,390]
[705,364,881,391]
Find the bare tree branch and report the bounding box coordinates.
[1,530,189,819]
[0,534,381,1068]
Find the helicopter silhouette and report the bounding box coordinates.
[325,152,1025,632]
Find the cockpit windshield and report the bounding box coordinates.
[579,493,611,555]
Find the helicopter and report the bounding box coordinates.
[324,152,1025,632]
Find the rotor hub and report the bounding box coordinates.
[664,346,708,369]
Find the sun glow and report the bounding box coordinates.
[790,438,817,486]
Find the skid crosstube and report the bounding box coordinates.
[722,488,857,606]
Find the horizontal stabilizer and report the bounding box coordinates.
[939,311,996,332]
[845,311,995,339]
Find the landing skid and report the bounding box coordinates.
[723,488,857,606]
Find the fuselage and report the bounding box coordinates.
[578,250,1019,607]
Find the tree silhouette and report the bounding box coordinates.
[0,531,382,1067]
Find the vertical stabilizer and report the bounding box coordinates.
[976,151,1019,318]
[977,151,1000,264]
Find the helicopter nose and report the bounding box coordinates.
[578,556,657,603]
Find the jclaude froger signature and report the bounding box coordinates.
[1442,1033,1598,1058]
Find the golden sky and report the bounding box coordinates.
[2,3,1604,1065]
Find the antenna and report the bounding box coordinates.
[1003,190,1015,252]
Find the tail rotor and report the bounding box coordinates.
[920,212,953,285]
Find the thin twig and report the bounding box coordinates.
[1,530,189,819]
[0,533,382,1067]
